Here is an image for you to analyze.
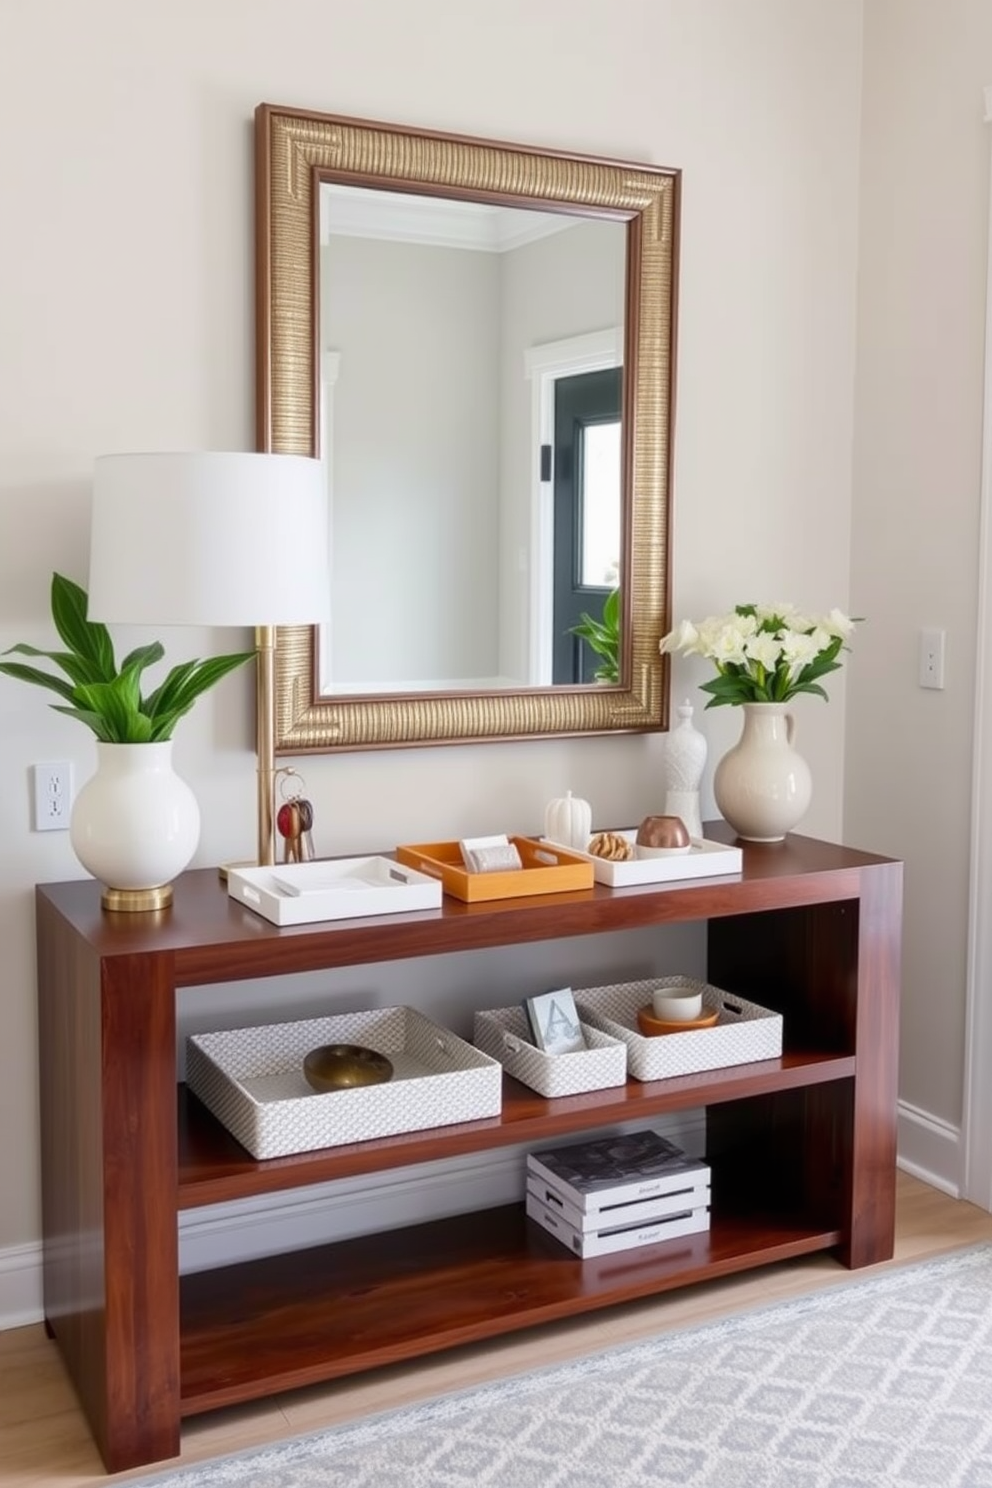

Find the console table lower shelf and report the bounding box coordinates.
[180,1199,843,1415]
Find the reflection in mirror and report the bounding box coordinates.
[256,105,679,751]
[317,186,626,696]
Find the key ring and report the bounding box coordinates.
[274,768,316,863]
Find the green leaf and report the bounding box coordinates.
[120,641,166,676]
[50,573,116,680]
[73,673,149,743]
[569,589,621,680]
[699,672,767,706]
[0,642,109,689]
[789,681,830,701]
[145,653,254,726]
[51,704,117,742]
[0,574,255,741]
[0,659,77,702]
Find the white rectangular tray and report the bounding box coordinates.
[186,1005,502,1158]
[525,1173,711,1233]
[526,1191,710,1258]
[227,856,442,926]
[546,831,743,888]
[575,976,783,1081]
[473,1005,627,1098]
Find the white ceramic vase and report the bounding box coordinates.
[70,741,200,909]
[712,702,812,843]
[662,699,707,840]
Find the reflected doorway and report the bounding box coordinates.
[551,367,622,683]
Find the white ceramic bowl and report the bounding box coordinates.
[651,985,704,1021]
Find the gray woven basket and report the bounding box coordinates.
[187,1005,502,1158]
[575,976,783,1081]
[474,1005,627,1097]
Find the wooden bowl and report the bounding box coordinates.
[303,1044,393,1091]
[636,1004,720,1037]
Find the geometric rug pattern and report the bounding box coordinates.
[139,1244,992,1488]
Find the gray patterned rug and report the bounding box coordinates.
[141,1245,992,1488]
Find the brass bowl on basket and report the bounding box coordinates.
[303,1043,394,1091]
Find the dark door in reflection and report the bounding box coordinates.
[551,367,622,684]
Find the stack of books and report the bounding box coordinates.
[525,1128,711,1258]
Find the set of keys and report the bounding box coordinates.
[274,770,315,863]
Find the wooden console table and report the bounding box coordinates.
[35,828,902,1471]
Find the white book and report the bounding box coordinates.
[527,1129,709,1216]
[526,1191,711,1259]
[525,1173,711,1234]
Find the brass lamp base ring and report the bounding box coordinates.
[101,884,174,913]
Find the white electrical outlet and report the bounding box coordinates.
[919,628,946,690]
[33,761,73,831]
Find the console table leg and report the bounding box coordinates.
[38,897,181,1471]
[843,859,903,1268]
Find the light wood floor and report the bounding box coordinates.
[3,1171,991,1486]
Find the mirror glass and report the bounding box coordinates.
[317,184,627,694]
[256,106,678,751]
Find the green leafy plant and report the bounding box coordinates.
[0,572,253,742]
[659,602,857,707]
[570,587,621,683]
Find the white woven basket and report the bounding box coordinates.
[186,1006,502,1159]
[575,976,783,1081]
[473,1006,627,1098]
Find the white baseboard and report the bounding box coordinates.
[178,1111,708,1274]
[896,1098,962,1198]
[0,1112,705,1330]
[0,1240,43,1330]
[6,1104,959,1334]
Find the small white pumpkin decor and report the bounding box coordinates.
[544,790,593,851]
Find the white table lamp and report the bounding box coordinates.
[87,451,330,894]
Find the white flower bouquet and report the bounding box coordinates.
[660,603,857,708]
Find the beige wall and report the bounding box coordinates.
[1,0,866,1278]
[847,0,992,1171]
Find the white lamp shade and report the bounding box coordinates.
[88,452,331,626]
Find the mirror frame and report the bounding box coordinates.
[255,103,679,752]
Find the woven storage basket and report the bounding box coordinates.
[473,1006,627,1097]
[187,1006,502,1159]
[575,976,783,1081]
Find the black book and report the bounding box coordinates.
[527,1129,709,1212]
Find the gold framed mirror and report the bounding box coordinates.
[256,103,679,752]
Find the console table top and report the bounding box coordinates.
[34,824,899,987]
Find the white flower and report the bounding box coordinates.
[820,607,856,639]
[704,618,752,666]
[659,601,858,707]
[659,618,699,655]
[779,630,820,672]
[764,603,813,632]
[744,632,783,669]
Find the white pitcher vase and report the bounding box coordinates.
[712,702,812,843]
